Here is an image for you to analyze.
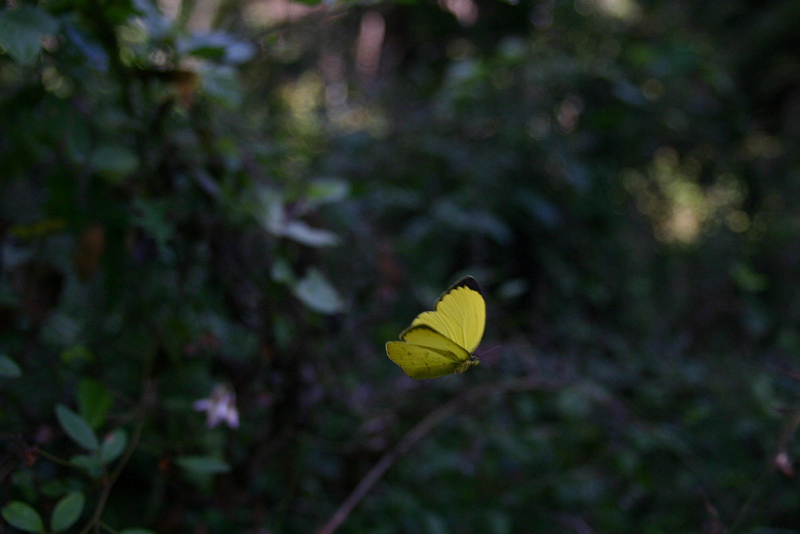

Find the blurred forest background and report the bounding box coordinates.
[2,0,800,532]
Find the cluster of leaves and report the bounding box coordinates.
[3,0,800,533]
[0,0,349,532]
[1,402,125,533]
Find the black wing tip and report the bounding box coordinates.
[450,275,482,295]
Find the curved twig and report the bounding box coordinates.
[77,379,153,534]
[316,376,562,534]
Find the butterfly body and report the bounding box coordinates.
[386,276,485,379]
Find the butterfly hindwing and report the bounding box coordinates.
[400,325,470,362]
[385,341,462,379]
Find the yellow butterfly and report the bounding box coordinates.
[386,276,485,379]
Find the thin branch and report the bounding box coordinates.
[77,379,155,534]
[316,375,562,534]
[98,520,120,534]
[36,448,74,468]
[558,514,597,534]
[775,403,800,453]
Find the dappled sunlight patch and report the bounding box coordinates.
[281,70,325,135]
[280,69,387,136]
[622,147,749,244]
[576,0,642,22]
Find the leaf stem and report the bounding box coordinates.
[36,448,74,468]
[77,379,154,534]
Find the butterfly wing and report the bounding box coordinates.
[400,325,470,362]
[386,325,471,379]
[409,276,485,354]
[386,343,461,379]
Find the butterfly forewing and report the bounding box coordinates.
[410,277,485,353]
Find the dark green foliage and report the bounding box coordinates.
[2,0,800,532]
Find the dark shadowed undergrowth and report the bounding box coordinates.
[2,0,800,532]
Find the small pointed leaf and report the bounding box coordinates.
[0,354,22,377]
[77,378,114,429]
[70,454,104,479]
[56,404,99,450]
[281,221,340,247]
[0,6,58,65]
[100,429,128,464]
[51,491,85,532]
[176,455,231,474]
[306,177,349,207]
[90,144,139,180]
[293,268,345,315]
[1,501,45,533]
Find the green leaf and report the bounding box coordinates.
[200,65,242,108]
[433,201,512,244]
[0,354,22,378]
[0,6,58,65]
[77,378,114,429]
[132,198,175,260]
[731,261,768,292]
[40,480,69,498]
[305,177,350,207]
[90,144,139,179]
[120,529,158,534]
[177,32,254,64]
[293,268,345,315]
[56,404,99,451]
[100,428,128,464]
[61,344,94,366]
[258,187,339,247]
[70,454,104,479]
[281,221,340,247]
[51,491,85,533]
[176,455,231,474]
[270,257,294,284]
[1,501,44,533]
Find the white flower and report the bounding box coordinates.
[193,384,239,429]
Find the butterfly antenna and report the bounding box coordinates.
[477,345,502,364]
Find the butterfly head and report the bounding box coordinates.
[455,355,480,374]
